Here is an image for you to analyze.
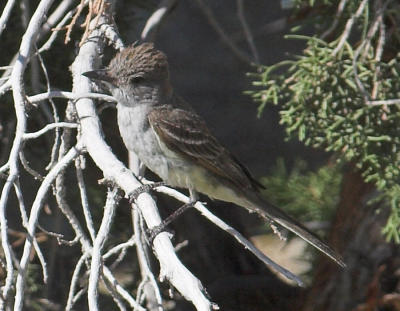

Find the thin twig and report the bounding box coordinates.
[367,99,400,106]
[0,80,11,95]
[64,0,86,44]
[38,9,74,53]
[28,90,117,104]
[13,180,49,284]
[236,0,259,64]
[0,163,9,175]
[102,276,127,311]
[0,0,79,88]
[88,187,120,311]
[195,0,253,65]
[141,0,178,41]
[133,208,163,311]
[14,142,82,311]
[103,267,146,310]
[0,0,17,38]
[321,0,349,39]
[75,156,96,241]
[154,185,305,286]
[36,43,63,171]
[19,149,44,181]
[23,122,78,140]
[65,254,87,311]
[41,0,75,35]
[104,236,136,259]
[332,0,369,56]
[352,0,389,102]
[372,1,387,99]
[1,1,57,306]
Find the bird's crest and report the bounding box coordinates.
[108,42,169,81]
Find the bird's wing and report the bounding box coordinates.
[148,105,264,192]
[149,105,345,267]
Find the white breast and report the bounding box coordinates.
[117,103,188,186]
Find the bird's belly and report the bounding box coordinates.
[117,104,243,204]
[117,103,195,186]
[170,164,242,204]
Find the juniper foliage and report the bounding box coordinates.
[248,0,400,241]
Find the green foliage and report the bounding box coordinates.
[260,159,342,225]
[291,0,334,8]
[25,264,45,311]
[247,0,400,241]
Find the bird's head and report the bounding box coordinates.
[83,43,172,106]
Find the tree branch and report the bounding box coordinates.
[14,142,82,311]
[0,0,17,38]
[88,187,119,311]
[0,0,56,307]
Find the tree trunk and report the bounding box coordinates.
[302,167,400,311]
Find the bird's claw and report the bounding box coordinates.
[128,182,166,203]
[144,201,197,245]
[145,225,174,245]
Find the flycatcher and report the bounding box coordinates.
[83,43,344,267]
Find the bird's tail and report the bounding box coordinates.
[240,192,346,267]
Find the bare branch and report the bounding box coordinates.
[101,277,127,311]
[0,79,11,96]
[103,236,135,260]
[133,209,163,311]
[88,187,119,311]
[154,185,304,286]
[0,0,17,38]
[236,0,259,64]
[100,22,125,51]
[28,90,117,103]
[332,0,368,56]
[65,254,87,311]
[19,150,44,181]
[141,0,178,41]
[195,0,254,65]
[102,267,146,311]
[38,9,74,53]
[321,0,349,39]
[367,99,400,106]
[352,0,389,102]
[23,122,78,140]
[372,1,387,99]
[0,0,80,88]
[75,156,96,241]
[14,142,82,311]
[40,0,75,35]
[1,0,56,306]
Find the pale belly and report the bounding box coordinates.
[116,103,243,204]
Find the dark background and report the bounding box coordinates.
[115,0,324,174]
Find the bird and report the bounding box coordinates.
[82,42,345,267]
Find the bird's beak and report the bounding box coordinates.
[82,69,115,84]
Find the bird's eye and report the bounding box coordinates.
[131,76,144,84]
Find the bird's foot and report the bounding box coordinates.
[146,225,175,245]
[128,182,166,203]
[146,201,196,244]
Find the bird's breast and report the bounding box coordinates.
[116,103,187,184]
[116,103,242,203]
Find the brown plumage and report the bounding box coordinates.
[148,105,265,193]
[108,43,169,83]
